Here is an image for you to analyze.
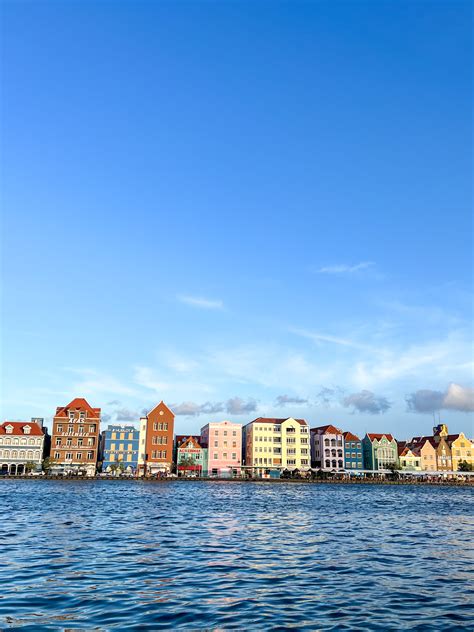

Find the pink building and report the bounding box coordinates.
[200,420,242,477]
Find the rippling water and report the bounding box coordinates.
[1,480,473,630]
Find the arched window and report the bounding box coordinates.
[20,438,27,445]
[13,438,19,445]
[28,438,35,446]
[12,450,18,458]
[27,450,33,459]
[19,450,26,458]
[325,460,330,468]
[34,451,40,459]
[4,450,10,458]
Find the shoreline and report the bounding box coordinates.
[1,476,472,487]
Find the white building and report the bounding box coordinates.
[0,420,47,475]
[310,424,345,471]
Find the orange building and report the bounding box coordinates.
[51,398,100,476]
[139,401,175,475]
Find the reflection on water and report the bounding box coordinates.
[0,480,473,630]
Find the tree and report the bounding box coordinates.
[42,457,56,473]
[458,460,473,472]
[178,456,197,475]
[25,461,37,474]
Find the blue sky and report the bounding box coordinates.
[2,0,472,439]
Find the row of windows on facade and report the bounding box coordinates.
[346,461,363,468]
[253,436,308,444]
[325,460,344,468]
[253,446,309,454]
[110,432,136,440]
[56,437,95,446]
[210,429,238,436]
[323,438,344,447]
[212,452,238,460]
[151,450,168,459]
[214,440,238,448]
[253,426,308,433]
[107,454,134,462]
[54,451,95,460]
[0,437,42,446]
[345,442,362,449]
[55,424,97,434]
[0,449,41,459]
[253,458,309,465]
[67,411,88,420]
[108,443,136,451]
[152,422,169,431]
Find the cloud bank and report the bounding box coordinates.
[406,383,474,413]
[342,390,391,414]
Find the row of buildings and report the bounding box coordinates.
[1,397,473,476]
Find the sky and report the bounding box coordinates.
[1,0,473,440]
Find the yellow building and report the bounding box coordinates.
[243,417,310,474]
[448,432,474,471]
[398,444,422,471]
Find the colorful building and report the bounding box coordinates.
[409,437,437,471]
[139,401,175,475]
[343,431,363,470]
[51,398,100,476]
[447,432,474,471]
[175,435,208,476]
[0,419,48,475]
[310,424,345,471]
[201,420,242,477]
[101,424,140,473]
[397,442,422,471]
[362,433,398,470]
[243,417,310,475]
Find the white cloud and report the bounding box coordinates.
[406,383,474,413]
[317,261,375,274]
[177,295,224,310]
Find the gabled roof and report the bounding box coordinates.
[0,422,44,436]
[177,435,205,450]
[55,398,100,418]
[311,424,343,435]
[343,431,360,441]
[367,433,395,442]
[146,401,174,417]
[248,417,308,426]
[410,436,437,450]
[176,434,202,446]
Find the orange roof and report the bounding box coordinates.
[311,424,343,435]
[55,397,100,418]
[0,422,44,436]
[343,431,360,441]
[250,417,308,426]
[367,433,395,442]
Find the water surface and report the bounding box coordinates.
[1,480,473,630]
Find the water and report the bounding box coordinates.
[0,480,473,630]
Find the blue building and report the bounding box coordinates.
[101,424,140,473]
[343,431,363,470]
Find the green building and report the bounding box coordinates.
[362,433,398,470]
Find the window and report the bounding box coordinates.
[214,441,218,447]
[153,423,158,431]
[87,451,94,460]
[57,424,63,433]
[233,431,237,436]
[89,425,96,433]
[87,438,94,446]
[69,412,75,420]
[79,412,85,420]
[163,423,168,431]
[55,438,61,446]
[77,453,82,460]
[233,441,237,448]
[128,433,134,440]
[111,432,117,440]
[68,425,73,434]
[287,459,296,465]
[54,452,60,459]
[213,453,218,459]
[78,438,83,446]
[224,441,228,447]
[301,459,308,465]
[66,452,72,460]
[232,453,236,459]
[223,453,228,459]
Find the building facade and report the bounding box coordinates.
[362,433,398,470]
[0,420,47,475]
[141,401,175,475]
[448,433,474,471]
[101,424,140,473]
[243,417,310,475]
[397,443,422,471]
[51,398,100,476]
[311,424,345,471]
[175,435,208,476]
[343,431,363,470]
[201,420,242,477]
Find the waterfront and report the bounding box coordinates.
[1,481,473,630]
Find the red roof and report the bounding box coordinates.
[55,398,100,418]
[249,417,308,426]
[343,431,360,441]
[176,435,205,450]
[0,422,44,436]
[367,433,395,442]
[311,424,343,435]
